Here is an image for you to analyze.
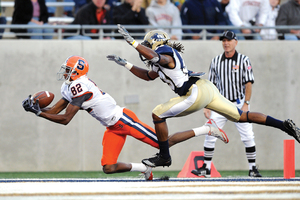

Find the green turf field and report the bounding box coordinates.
[0,170,299,179]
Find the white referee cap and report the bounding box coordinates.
[220,31,237,41]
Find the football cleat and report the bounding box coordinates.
[283,119,300,143]
[142,166,153,181]
[249,166,262,177]
[191,163,211,178]
[206,119,229,143]
[142,153,172,168]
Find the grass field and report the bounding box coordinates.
[0,170,299,179]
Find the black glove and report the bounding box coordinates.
[22,95,42,116]
[22,95,32,112]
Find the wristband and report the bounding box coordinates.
[125,62,133,70]
[36,111,42,116]
[132,40,139,48]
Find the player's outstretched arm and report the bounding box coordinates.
[117,24,159,61]
[107,54,134,71]
[38,103,80,125]
[42,98,69,114]
[117,24,175,68]
[22,96,80,125]
[107,54,158,81]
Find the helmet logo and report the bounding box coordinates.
[77,59,85,71]
[151,33,164,40]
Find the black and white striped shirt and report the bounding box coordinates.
[208,51,254,102]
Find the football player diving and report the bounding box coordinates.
[22,55,228,180]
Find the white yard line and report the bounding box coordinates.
[0,179,299,200]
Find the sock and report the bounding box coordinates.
[249,163,256,170]
[265,116,285,131]
[158,140,170,159]
[205,161,212,170]
[204,146,214,169]
[130,163,147,172]
[193,125,210,137]
[246,146,256,170]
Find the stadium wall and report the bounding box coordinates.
[0,40,299,172]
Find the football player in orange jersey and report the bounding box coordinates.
[22,55,228,180]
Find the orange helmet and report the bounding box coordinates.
[57,56,89,84]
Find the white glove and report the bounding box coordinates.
[117,24,139,48]
[107,54,133,70]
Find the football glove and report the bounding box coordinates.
[22,95,42,116]
[188,70,206,77]
[22,95,33,111]
[117,24,139,48]
[107,54,133,70]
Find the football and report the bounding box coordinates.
[32,91,55,108]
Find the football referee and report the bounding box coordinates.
[192,30,261,178]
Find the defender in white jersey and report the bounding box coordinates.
[22,55,229,180]
[107,24,300,168]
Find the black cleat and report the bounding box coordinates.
[142,153,172,167]
[283,119,300,143]
[191,163,211,178]
[249,166,262,177]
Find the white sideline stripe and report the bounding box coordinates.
[0,180,299,199]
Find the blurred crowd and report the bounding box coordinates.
[0,0,299,40]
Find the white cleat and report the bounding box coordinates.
[142,166,153,181]
[206,119,229,143]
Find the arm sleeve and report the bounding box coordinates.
[113,6,149,24]
[12,1,32,24]
[171,7,183,39]
[226,0,244,27]
[180,3,193,34]
[39,0,49,23]
[146,8,158,26]
[242,57,255,84]
[62,97,70,103]
[137,8,149,24]
[74,8,93,24]
[275,4,290,33]
[215,2,227,33]
[208,59,217,85]
[70,92,93,108]
[257,0,270,25]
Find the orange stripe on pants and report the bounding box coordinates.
[101,108,158,166]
